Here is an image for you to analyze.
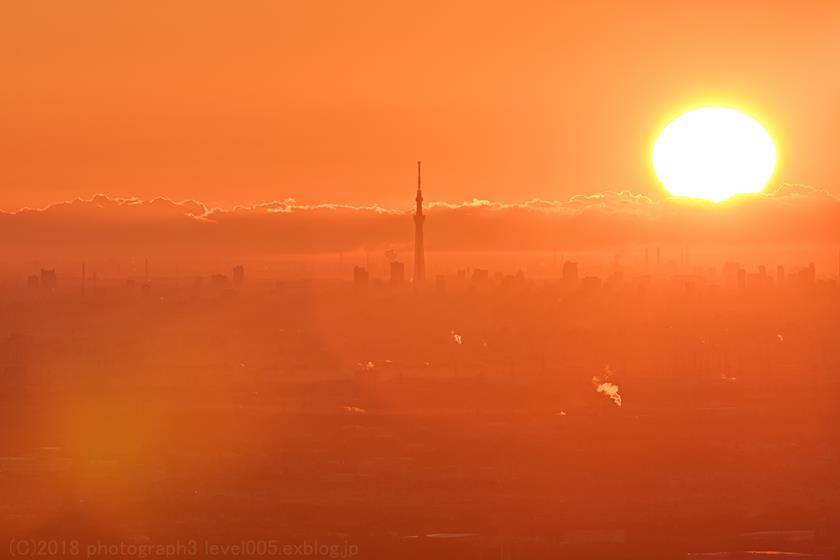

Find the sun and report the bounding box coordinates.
[653,107,776,202]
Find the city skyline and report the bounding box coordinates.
[6,173,840,292]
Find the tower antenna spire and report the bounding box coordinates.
[413,161,426,283]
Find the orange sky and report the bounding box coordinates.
[1,1,839,211]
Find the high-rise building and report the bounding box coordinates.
[471,269,489,283]
[353,266,369,288]
[390,261,405,285]
[413,161,426,283]
[233,265,245,288]
[40,269,57,291]
[210,274,230,289]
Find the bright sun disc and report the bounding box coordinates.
[653,107,776,202]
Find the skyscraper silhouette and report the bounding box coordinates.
[413,161,426,283]
[233,265,245,288]
[390,261,405,285]
[353,266,369,288]
[40,269,57,291]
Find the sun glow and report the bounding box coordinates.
[653,107,776,202]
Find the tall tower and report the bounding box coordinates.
[413,161,426,283]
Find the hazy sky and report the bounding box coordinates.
[1,1,839,210]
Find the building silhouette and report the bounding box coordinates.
[390,261,405,285]
[210,274,230,290]
[435,274,446,292]
[353,266,369,289]
[413,161,426,283]
[581,276,601,291]
[471,268,489,284]
[40,269,57,291]
[799,262,816,285]
[233,265,245,288]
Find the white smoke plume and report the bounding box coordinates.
[343,406,368,414]
[592,365,622,407]
[451,331,463,345]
